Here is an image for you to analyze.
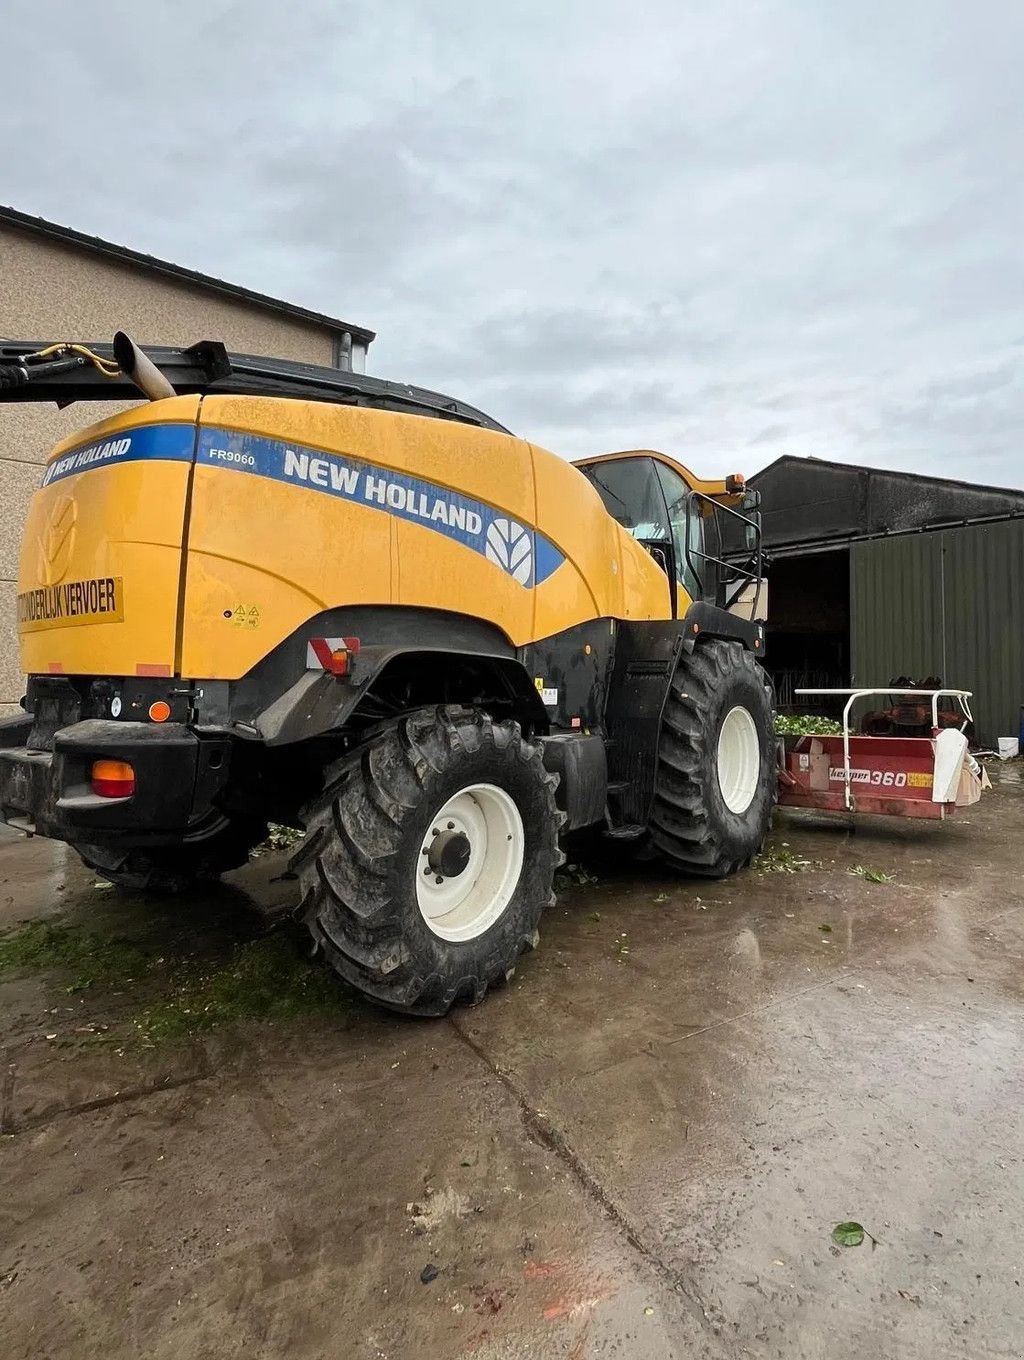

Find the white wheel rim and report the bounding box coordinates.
[717,705,761,814]
[415,783,525,942]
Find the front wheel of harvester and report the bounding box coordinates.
[293,706,563,1016]
[650,639,776,877]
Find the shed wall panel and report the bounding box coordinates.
[851,522,1024,743]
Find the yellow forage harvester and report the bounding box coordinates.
[0,333,769,1014]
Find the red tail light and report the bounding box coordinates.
[91,759,135,798]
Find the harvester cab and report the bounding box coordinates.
[0,336,773,1014]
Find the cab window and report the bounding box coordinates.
[584,457,670,542]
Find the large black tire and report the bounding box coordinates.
[649,640,776,877]
[293,705,563,1016]
[73,817,268,895]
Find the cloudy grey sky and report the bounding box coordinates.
[4,1,1023,482]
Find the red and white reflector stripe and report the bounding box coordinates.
[307,636,360,675]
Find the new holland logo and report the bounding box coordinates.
[37,495,77,586]
[485,518,533,585]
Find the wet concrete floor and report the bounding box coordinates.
[2,771,1023,1358]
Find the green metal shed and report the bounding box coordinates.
[850,520,1024,745]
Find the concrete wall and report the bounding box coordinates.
[0,226,339,716]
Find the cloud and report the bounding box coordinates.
[2,0,1023,481]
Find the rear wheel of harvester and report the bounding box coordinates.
[293,706,563,1016]
[649,639,776,877]
[73,817,269,895]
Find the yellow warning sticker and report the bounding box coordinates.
[907,772,932,788]
[16,577,124,633]
[231,603,262,630]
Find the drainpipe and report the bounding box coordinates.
[333,331,353,371]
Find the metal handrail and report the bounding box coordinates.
[793,688,974,810]
[683,489,763,614]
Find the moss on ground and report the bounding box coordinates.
[0,919,155,990]
[0,918,348,1043]
[132,932,347,1043]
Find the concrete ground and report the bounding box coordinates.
[2,770,1023,1360]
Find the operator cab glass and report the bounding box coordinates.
[582,456,707,610]
[584,457,668,541]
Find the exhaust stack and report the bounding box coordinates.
[112,331,176,401]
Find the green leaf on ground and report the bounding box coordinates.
[848,865,894,883]
[832,1221,866,1248]
[250,823,305,857]
[818,924,833,933]
[554,864,598,893]
[753,846,820,874]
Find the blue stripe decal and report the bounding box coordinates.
[196,427,566,588]
[41,424,195,488]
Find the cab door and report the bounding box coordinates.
[652,460,708,613]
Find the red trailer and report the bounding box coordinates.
[778,688,989,821]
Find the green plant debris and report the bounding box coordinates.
[832,1221,866,1248]
[775,714,844,736]
[0,920,155,990]
[133,933,347,1043]
[752,845,820,874]
[818,923,833,933]
[250,823,305,857]
[554,863,598,893]
[848,865,894,883]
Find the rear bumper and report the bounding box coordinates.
[0,717,223,845]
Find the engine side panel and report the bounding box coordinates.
[181,397,674,680]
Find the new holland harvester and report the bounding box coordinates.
[0,336,985,1013]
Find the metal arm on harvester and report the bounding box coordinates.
[0,335,512,431]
